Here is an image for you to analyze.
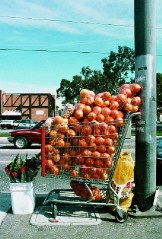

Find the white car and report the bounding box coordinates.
[13,120,21,129]
[17,119,36,129]
[0,120,14,129]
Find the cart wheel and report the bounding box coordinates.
[51,204,57,219]
[115,209,128,223]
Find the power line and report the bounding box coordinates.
[1,15,161,29]
[0,48,108,54]
[0,15,133,28]
[1,48,162,57]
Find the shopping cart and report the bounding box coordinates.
[41,112,138,223]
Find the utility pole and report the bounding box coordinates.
[134,0,156,211]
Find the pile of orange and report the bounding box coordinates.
[44,83,142,181]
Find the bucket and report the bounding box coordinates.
[10,182,35,214]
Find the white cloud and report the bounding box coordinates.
[0,0,134,37]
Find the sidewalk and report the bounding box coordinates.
[1,185,162,226]
[0,189,162,239]
[1,178,162,239]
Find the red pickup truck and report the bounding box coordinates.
[8,120,46,149]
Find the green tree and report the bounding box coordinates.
[101,46,135,94]
[56,46,137,107]
[81,67,107,94]
[56,76,83,105]
[56,68,106,107]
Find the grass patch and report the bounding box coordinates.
[157,131,162,136]
[0,132,9,137]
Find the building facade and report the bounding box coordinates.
[0,90,55,121]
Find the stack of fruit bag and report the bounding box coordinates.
[44,83,141,200]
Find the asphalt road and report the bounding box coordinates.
[0,137,41,163]
[1,137,162,239]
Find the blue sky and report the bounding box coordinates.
[0,0,162,107]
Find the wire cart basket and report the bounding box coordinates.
[41,112,138,223]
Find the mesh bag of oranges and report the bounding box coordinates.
[112,151,135,211]
[43,84,142,179]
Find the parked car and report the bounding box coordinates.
[0,120,14,129]
[17,119,36,129]
[13,120,21,129]
[156,137,162,185]
[7,120,46,149]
